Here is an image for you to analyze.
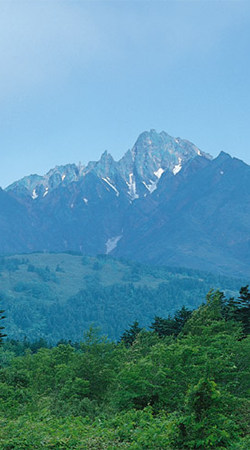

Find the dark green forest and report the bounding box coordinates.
[1,287,250,449]
[0,252,246,342]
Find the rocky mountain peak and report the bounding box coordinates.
[6,130,212,202]
[120,130,212,187]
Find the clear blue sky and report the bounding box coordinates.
[0,0,250,188]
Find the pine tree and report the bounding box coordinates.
[173,306,192,335]
[120,321,142,347]
[150,307,192,338]
[150,315,176,338]
[0,301,6,345]
[235,285,250,335]
[222,286,250,335]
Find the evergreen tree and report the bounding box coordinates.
[150,307,192,338]
[120,320,142,346]
[150,315,176,337]
[222,286,250,335]
[173,306,193,335]
[0,300,6,345]
[234,285,250,335]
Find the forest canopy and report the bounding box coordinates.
[1,287,250,449]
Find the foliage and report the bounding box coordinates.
[169,379,239,449]
[226,285,250,335]
[1,285,250,447]
[150,306,192,337]
[119,321,143,347]
[0,252,245,342]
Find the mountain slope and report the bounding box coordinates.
[0,253,245,342]
[114,152,250,276]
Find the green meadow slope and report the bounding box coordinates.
[0,252,245,342]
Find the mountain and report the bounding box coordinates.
[114,151,250,277]
[7,130,209,201]
[3,129,250,277]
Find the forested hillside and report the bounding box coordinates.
[1,289,250,449]
[0,252,245,342]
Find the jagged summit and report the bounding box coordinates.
[6,130,212,202]
[126,129,210,180]
[6,163,83,200]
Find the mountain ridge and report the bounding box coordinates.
[6,129,211,201]
[2,130,250,277]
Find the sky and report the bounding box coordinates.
[0,0,250,188]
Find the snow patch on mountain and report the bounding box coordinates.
[32,189,38,200]
[126,173,139,200]
[105,235,122,254]
[43,188,49,197]
[154,168,164,179]
[102,177,119,197]
[142,180,157,194]
[173,158,182,175]
[141,168,164,195]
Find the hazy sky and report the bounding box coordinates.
[0,0,250,188]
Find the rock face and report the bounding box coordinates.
[3,129,250,277]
